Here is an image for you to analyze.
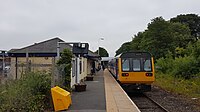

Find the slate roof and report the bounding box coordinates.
[8,37,100,59]
[8,37,72,53]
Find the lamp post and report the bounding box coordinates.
[98,37,104,55]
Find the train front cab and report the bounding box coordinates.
[118,52,155,92]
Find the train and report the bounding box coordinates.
[108,51,155,92]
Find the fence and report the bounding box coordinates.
[0,56,89,90]
[0,57,68,89]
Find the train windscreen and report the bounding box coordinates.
[122,59,130,71]
[121,52,152,72]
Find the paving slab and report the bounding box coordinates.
[104,69,140,112]
[68,69,140,112]
[68,70,106,112]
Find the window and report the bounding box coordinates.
[133,59,141,71]
[83,60,85,72]
[144,59,152,71]
[80,61,82,74]
[122,59,130,71]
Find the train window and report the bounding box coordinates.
[122,59,130,71]
[144,59,152,71]
[132,59,141,71]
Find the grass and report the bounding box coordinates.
[154,72,200,98]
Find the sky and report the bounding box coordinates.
[0,0,200,57]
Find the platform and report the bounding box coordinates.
[68,70,106,112]
[68,69,140,112]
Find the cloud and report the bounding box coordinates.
[0,0,200,56]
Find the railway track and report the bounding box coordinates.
[129,92,169,112]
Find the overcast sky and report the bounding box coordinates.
[0,0,199,56]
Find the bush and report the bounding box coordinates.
[56,48,72,91]
[56,64,72,92]
[172,56,198,79]
[156,57,174,74]
[0,72,52,111]
[156,54,199,79]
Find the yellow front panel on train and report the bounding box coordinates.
[119,72,155,84]
[118,57,155,84]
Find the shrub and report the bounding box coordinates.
[156,57,174,74]
[172,56,198,79]
[156,53,199,79]
[0,72,52,111]
[56,48,72,91]
[155,52,174,74]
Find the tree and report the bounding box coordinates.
[96,47,109,57]
[169,22,193,48]
[116,16,192,60]
[138,17,192,59]
[139,17,174,59]
[115,41,132,56]
[57,48,72,91]
[131,32,144,50]
[170,14,200,40]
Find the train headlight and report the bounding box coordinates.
[122,73,129,77]
[146,73,153,77]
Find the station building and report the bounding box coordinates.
[7,37,100,87]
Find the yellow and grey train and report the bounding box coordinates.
[108,51,155,92]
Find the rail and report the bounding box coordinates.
[130,92,170,112]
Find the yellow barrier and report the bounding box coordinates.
[51,86,72,111]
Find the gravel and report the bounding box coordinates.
[145,86,200,112]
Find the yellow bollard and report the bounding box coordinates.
[51,86,72,111]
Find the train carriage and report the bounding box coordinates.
[108,51,155,92]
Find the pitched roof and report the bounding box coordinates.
[8,37,100,60]
[8,37,72,53]
[87,50,99,57]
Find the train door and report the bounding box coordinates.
[115,58,119,80]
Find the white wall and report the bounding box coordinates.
[71,57,88,86]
